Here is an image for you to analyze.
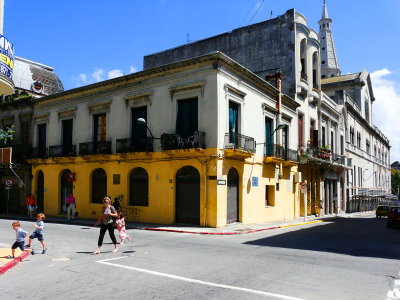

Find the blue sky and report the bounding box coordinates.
[3,0,400,161]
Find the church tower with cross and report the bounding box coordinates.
[318,0,341,78]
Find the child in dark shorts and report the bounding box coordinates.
[11,221,34,258]
[26,213,47,254]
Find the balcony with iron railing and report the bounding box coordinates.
[301,146,347,166]
[224,133,255,159]
[28,147,48,159]
[48,144,77,158]
[116,137,154,153]
[160,131,206,151]
[79,141,112,156]
[264,143,299,163]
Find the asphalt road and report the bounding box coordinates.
[0,214,399,300]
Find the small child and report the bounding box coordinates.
[26,213,47,254]
[11,221,34,258]
[115,213,130,244]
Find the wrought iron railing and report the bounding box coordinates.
[79,141,112,156]
[160,131,206,150]
[116,137,154,153]
[287,148,299,162]
[49,145,76,157]
[331,153,346,165]
[28,147,48,159]
[264,143,298,162]
[224,133,255,153]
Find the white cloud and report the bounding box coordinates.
[108,69,124,79]
[91,69,104,82]
[371,69,400,163]
[72,66,139,87]
[79,73,88,83]
[129,66,137,73]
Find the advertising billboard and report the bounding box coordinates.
[0,34,14,81]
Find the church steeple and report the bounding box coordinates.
[318,0,340,78]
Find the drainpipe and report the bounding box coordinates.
[276,69,284,177]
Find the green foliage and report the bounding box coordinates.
[0,125,14,144]
[391,169,400,195]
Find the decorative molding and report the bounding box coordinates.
[262,102,278,115]
[169,80,206,100]
[34,112,50,123]
[88,100,112,114]
[282,113,293,123]
[224,84,246,100]
[124,91,152,107]
[57,107,77,120]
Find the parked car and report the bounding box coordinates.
[387,206,400,228]
[376,205,390,218]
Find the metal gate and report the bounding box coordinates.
[227,167,239,224]
[176,166,200,225]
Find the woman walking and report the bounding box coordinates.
[92,197,118,255]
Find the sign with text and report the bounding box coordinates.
[0,35,14,81]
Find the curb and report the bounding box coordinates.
[144,220,323,235]
[0,251,30,275]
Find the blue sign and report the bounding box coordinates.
[252,177,259,187]
[0,35,14,81]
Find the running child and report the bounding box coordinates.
[11,221,34,258]
[26,213,47,254]
[115,212,130,244]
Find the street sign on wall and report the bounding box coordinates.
[4,178,13,187]
[0,35,14,81]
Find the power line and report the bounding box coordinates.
[248,0,265,25]
[239,0,259,27]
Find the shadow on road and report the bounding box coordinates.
[244,217,400,260]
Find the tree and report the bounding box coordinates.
[0,125,14,144]
[391,168,400,196]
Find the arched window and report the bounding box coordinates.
[92,168,107,203]
[130,167,149,206]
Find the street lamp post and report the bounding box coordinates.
[136,118,155,139]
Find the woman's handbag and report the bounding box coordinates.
[66,202,70,208]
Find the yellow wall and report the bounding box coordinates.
[30,149,299,228]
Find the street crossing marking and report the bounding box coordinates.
[96,257,305,300]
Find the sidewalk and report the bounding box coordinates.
[0,244,31,275]
[0,210,374,234]
[0,210,373,274]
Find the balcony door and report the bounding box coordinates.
[132,106,147,150]
[94,114,106,143]
[229,101,239,144]
[37,124,46,157]
[265,117,273,156]
[62,119,73,154]
[298,114,303,150]
[176,98,198,138]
